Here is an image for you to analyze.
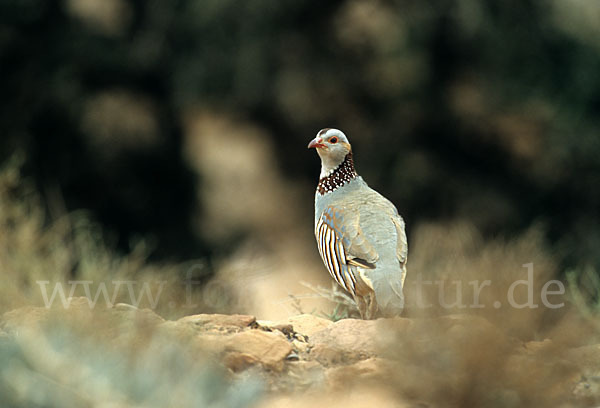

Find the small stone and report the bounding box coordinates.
[270,324,294,336]
[523,339,554,354]
[225,330,292,371]
[286,351,300,361]
[223,352,259,372]
[292,339,309,353]
[113,303,138,311]
[177,314,257,333]
[257,321,295,336]
[287,314,333,338]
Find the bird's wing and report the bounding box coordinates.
[362,195,407,312]
[315,206,379,294]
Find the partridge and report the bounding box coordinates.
[308,128,408,319]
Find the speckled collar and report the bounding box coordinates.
[317,153,358,195]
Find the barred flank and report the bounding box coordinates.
[316,216,356,295]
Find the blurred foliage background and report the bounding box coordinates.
[1,0,600,315]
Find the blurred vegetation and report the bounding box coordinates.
[1,1,599,285]
[0,156,230,317]
[0,303,263,408]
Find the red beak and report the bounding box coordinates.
[308,137,326,149]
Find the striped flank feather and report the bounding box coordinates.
[316,213,357,295]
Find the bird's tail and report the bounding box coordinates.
[372,264,406,317]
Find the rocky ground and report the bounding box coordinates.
[1,298,600,407]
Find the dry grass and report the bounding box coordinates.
[0,154,212,318]
[294,281,361,321]
[402,222,600,348]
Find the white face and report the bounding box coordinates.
[308,128,352,177]
[317,128,349,145]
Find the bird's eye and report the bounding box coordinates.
[329,137,338,144]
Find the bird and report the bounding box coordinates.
[308,128,408,319]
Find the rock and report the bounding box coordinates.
[157,320,198,340]
[269,324,294,336]
[257,320,295,336]
[523,339,554,354]
[286,351,299,361]
[259,387,406,408]
[309,318,378,365]
[310,318,378,351]
[113,302,137,311]
[309,344,345,366]
[573,375,600,404]
[156,320,226,356]
[223,351,260,372]
[568,344,600,371]
[566,344,600,403]
[292,339,309,353]
[225,329,292,371]
[177,313,257,333]
[325,358,392,390]
[1,306,50,334]
[285,360,326,389]
[110,304,164,327]
[504,351,580,406]
[1,297,112,334]
[286,314,333,338]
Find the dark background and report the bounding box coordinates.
[1,0,599,279]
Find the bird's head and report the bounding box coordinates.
[308,128,352,176]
